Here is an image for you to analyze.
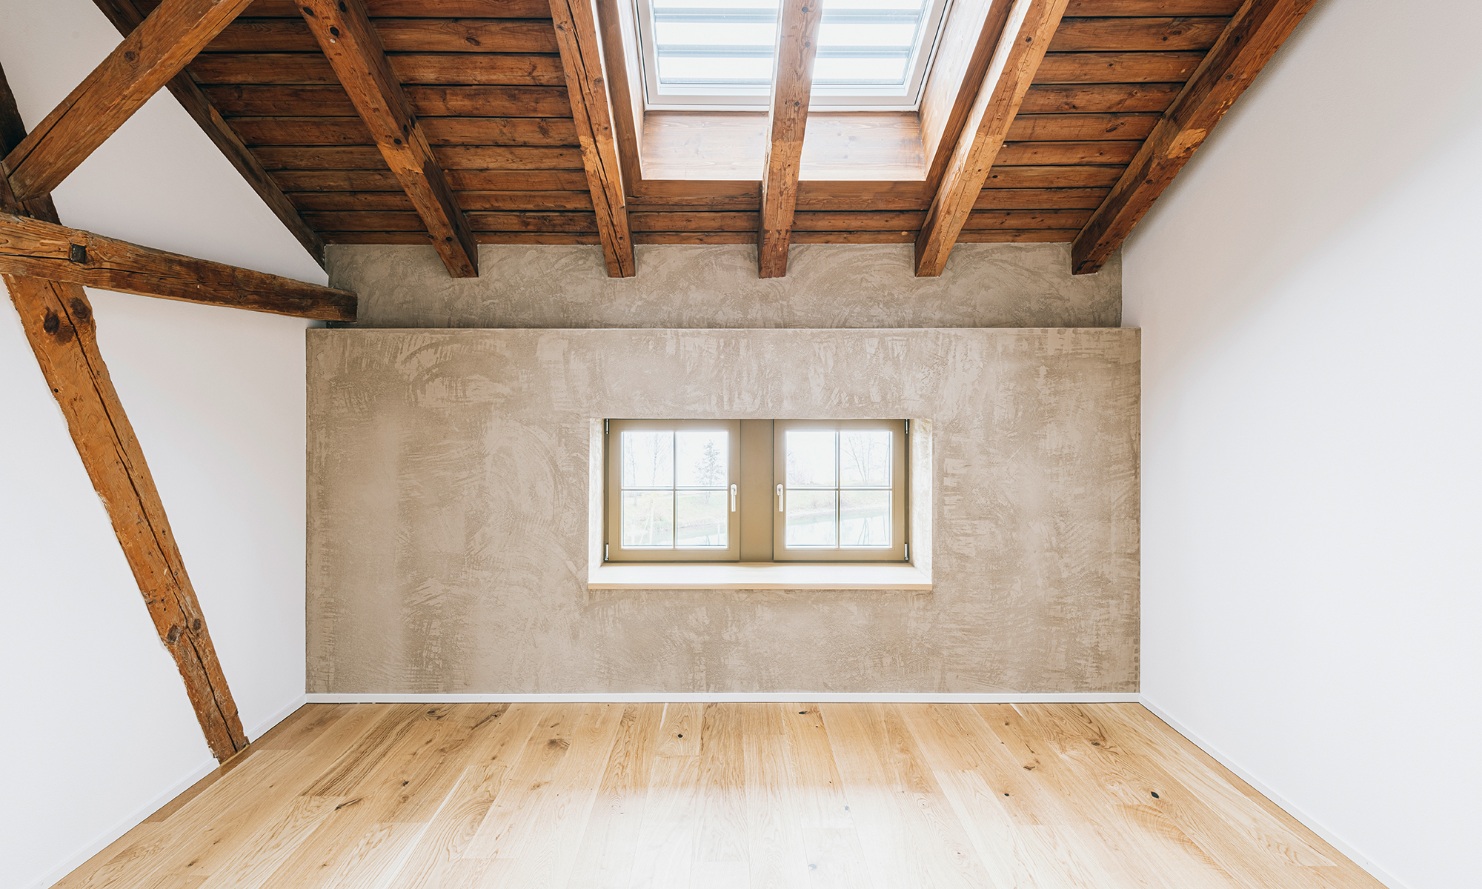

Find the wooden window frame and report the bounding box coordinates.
[605,419,742,562]
[604,418,909,564]
[772,419,908,563]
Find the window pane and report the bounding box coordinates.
[676,429,729,487]
[647,0,938,102]
[839,429,892,487]
[785,489,837,547]
[785,430,837,487]
[622,490,674,547]
[814,55,910,86]
[840,490,891,547]
[622,430,674,488]
[676,490,729,548]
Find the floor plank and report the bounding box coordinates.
[52,703,1387,888]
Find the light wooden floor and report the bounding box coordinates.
[57,703,1382,888]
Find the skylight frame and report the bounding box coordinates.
[634,0,955,112]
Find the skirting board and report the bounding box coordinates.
[25,694,307,889]
[306,692,1141,704]
[1140,698,1406,889]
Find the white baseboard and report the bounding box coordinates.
[27,694,307,889]
[1139,697,1406,889]
[305,691,1141,704]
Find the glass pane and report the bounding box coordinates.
[621,430,673,488]
[785,489,837,547]
[649,0,935,96]
[659,55,774,86]
[840,490,891,547]
[676,429,729,487]
[785,430,837,488]
[676,490,729,548]
[839,429,892,487]
[622,490,674,548]
[814,55,910,86]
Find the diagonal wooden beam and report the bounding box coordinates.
[914,0,1070,277]
[91,0,327,267]
[757,0,824,279]
[0,64,246,763]
[299,0,478,278]
[1070,0,1320,274]
[3,0,254,202]
[550,0,635,277]
[0,212,356,321]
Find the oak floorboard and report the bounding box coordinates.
[51,703,1387,888]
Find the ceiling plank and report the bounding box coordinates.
[915,0,1071,277]
[1071,0,1319,273]
[4,0,254,201]
[299,0,479,277]
[0,212,357,320]
[90,0,327,267]
[550,0,635,277]
[757,0,824,278]
[0,64,247,763]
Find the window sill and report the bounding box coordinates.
[587,562,932,591]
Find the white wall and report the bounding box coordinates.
[1124,1,1482,887]
[0,2,322,887]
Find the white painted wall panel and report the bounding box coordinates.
[0,2,319,886]
[1125,1,1482,886]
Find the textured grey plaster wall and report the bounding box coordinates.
[307,328,1140,694]
[328,243,1121,329]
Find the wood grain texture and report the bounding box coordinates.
[51,703,1387,888]
[0,212,357,320]
[550,0,635,276]
[0,61,248,764]
[90,0,327,266]
[206,17,561,54]
[919,0,1013,190]
[758,0,824,278]
[915,0,1072,276]
[1072,0,1320,273]
[4,0,254,200]
[299,0,479,277]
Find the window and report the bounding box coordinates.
[605,419,909,563]
[635,0,953,110]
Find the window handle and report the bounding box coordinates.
[730,483,738,512]
[776,483,784,513]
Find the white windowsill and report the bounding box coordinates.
[587,562,932,591]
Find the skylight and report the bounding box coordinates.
[636,0,952,110]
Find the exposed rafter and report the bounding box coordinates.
[0,63,247,763]
[757,0,824,279]
[299,0,479,277]
[4,0,254,201]
[914,0,1070,277]
[90,0,328,267]
[550,0,635,277]
[0,212,357,321]
[1071,0,1320,274]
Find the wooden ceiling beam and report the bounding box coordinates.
[550,0,635,277]
[914,0,1070,277]
[3,0,254,202]
[90,0,327,267]
[0,63,247,763]
[299,0,479,278]
[0,212,357,321]
[1071,0,1319,274]
[757,0,824,279]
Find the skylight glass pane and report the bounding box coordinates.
[644,0,940,106]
